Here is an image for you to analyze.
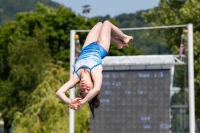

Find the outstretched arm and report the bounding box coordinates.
[56,74,79,105]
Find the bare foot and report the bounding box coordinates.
[112,37,129,49]
[122,35,133,44]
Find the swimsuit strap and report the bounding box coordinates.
[74,63,102,80]
[75,71,81,80]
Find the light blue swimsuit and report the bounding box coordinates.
[74,42,108,80]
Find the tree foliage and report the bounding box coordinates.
[12,63,90,133]
[0,26,51,132]
[142,0,200,119]
[7,26,50,88]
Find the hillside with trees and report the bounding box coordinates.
[0,0,60,25]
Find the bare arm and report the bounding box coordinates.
[56,74,79,104]
[80,68,103,106]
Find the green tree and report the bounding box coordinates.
[0,27,51,132]
[12,63,90,133]
[142,0,200,118]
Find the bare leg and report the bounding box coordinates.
[109,24,133,44]
[97,20,133,51]
[83,22,103,48]
[111,36,129,49]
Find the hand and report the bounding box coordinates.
[68,98,82,110]
[76,99,83,110]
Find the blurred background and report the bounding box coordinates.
[0,0,200,133]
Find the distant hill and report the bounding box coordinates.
[0,0,60,25]
[115,10,151,28]
[97,9,151,27]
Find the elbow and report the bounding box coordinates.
[95,88,100,94]
[56,91,60,97]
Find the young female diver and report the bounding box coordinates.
[56,20,133,117]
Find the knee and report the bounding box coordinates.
[97,22,103,26]
[103,20,111,25]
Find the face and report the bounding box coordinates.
[79,79,94,98]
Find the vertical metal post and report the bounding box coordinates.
[170,66,175,129]
[187,24,195,133]
[69,30,76,133]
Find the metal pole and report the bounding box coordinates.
[69,30,76,133]
[188,24,195,133]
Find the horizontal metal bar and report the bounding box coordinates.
[120,24,188,31]
[103,63,185,66]
[75,24,188,32]
[171,105,188,108]
[75,30,90,32]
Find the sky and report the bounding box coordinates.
[52,0,160,18]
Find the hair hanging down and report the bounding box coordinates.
[88,94,100,119]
